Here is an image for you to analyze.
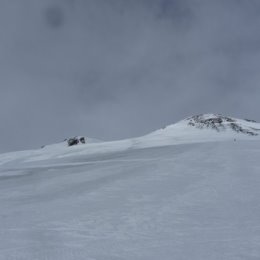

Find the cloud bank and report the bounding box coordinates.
[1,0,260,152]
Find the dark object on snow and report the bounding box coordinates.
[79,137,85,144]
[67,136,86,146]
[68,137,79,146]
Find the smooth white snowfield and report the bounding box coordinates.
[1,114,260,260]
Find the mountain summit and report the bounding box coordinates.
[186,114,259,136]
[140,114,260,148]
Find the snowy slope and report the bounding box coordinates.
[1,114,260,166]
[1,114,260,259]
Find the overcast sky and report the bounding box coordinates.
[1,0,260,152]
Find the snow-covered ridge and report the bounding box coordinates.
[1,114,260,166]
[138,114,260,149]
[41,136,101,149]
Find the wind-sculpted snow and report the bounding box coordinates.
[1,115,260,259]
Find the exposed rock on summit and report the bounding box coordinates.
[186,114,259,136]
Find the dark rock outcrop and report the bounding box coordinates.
[186,114,259,136]
[67,136,86,146]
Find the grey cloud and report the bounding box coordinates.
[1,0,260,152]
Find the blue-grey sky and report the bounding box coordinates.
[1,0,260,152]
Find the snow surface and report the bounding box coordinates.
[1,114,260,259]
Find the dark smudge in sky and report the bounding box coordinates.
[0,0,260,152]
[45,5,65,29]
